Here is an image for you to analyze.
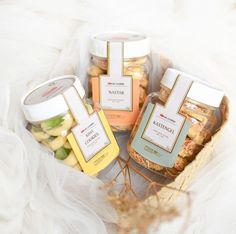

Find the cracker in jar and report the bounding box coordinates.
[41,112,74,137]
[124,57,147,67]
[179,137,203,157]
[42,136,67,151]
[139,75,148,89]
[139,87,147,105]
[159,86,170,103]
[165,156,188,178]
[127,141,146,166]
[30,125,50,142]
[128,140,163,172]
[92,57,108,70]
[88,65,104,77]
[63,151,78,167]
[173,156,188,172]
[180,102,210,122]
[165,167,179,178]
[124,66,145,80]
[188,121,212,145]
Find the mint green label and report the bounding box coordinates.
[131,103,191,168]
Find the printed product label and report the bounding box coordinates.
[100,78,132,111]
[131,75,193,167]
[142,105,185,153]
[62,84,119,176]
[67,110,120,176]
[72,113,110,161]
[92,41,140,126]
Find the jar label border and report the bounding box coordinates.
[131,75,193,167]
[71,111,111,162]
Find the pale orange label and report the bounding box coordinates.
[92,77,140,126]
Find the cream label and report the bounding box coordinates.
[142,105,185,152]
[99,42,133,111]
[100,78,132,111]
[63,86,89,123]
[131,75,193,167]
[72,113,110,161]
[67,109,120,176]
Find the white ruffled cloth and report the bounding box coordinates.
[0,0,236,233]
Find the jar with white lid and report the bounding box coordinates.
[88,31,151,132]
[128,68,224,178]
[21,75,120,176]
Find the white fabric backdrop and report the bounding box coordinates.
[0,0,236,233]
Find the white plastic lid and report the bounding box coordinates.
[21,75,85,123]
[90,31,150,58]
[161,68,224,108]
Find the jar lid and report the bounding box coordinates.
[161,68,224,108]
[90,31,150,58]
[21,75,85,123]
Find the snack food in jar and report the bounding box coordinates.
[128,68,224,178]
[88,31,150,132]
[21,75,120,176]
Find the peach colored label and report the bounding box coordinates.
[92,77,140,125]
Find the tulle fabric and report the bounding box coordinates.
[0,83,117,234]
[0,0,236,233]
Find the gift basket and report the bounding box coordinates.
[20,31,229,233]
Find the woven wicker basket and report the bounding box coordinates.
[143,96,229,203]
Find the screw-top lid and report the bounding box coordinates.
[161,68,224,108]
[90,31,150,58]
[21,75,85,123]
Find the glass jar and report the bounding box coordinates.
[128,68,224,178]
[22,75,120,176]
[88,31,150,132]
[29,111,82,170]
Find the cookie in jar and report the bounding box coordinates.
[127,68,224,178]
[88,31,150,132]
[21,75,119,176]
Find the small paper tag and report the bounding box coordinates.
[72,112,110,161]
[142,105,185,153]
[99,41,133,112]
[100,78,132,111]
[63,86,89,123]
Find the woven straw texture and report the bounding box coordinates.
[147,96,229,203]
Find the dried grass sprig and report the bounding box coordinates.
[102,156,192,233]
